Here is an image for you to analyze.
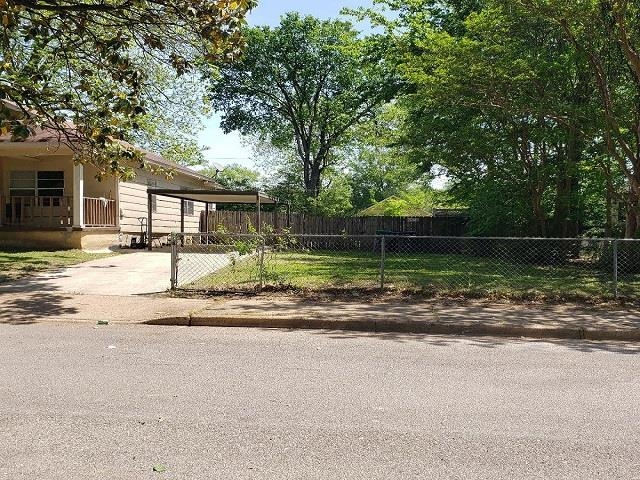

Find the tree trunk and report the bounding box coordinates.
[624,187,640,238]
[605,186,613,238]
[304,166,322,198]
[552,128,581,237]
[530,191,547,237]
[522,135,547,237]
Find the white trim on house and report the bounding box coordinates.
[73,163,84,228]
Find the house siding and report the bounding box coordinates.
[118,170,207,235]
[0,156,118,202]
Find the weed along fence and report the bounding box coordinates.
[170,233,640,301]
[200,211,468,236]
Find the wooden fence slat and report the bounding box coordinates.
[200,211,468,236]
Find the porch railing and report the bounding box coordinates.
[83,197,117,227]
[0,195,73,228]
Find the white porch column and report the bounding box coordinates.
[73,163,84,228]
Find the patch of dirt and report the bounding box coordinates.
[162,285,635,312]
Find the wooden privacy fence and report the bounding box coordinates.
[200,210,468,236]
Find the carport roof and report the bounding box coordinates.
[147,188,278,204]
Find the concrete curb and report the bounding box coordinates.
[145,314,640,342]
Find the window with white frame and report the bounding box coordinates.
[184,200,194,216]
[10,171,64,206]
[37,171,65,197]
[9,171,36,197]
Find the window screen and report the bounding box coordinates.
[37,171,64,197]
[9,170,65,198]
[184,200,194,216]
[9,171,36,197]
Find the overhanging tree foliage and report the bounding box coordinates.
[347,104,429,213]
[364,0,640,237]
[129,62,211,167]
[0,0,255,177]
[208,12,401,199]
[512,0,640,237]
[411,4,594,236]
[214,163,261,191]
[361,0,631,237]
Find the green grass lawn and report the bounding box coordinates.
[0,248,113,283]
[186,249,640,300]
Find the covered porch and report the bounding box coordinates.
[0,142,118,229]
[0,195,117,228]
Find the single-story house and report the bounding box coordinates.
[0,129,217,250]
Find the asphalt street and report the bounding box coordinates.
[1,324,639,479]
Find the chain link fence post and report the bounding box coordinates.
[170,233,178,290]
[613,238,618,299]
[379,235,386,290]
[258,235,265,291]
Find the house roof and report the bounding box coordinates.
[116,140,218,184]
[357,196,403,216]
[0,100,218,185]
[0,127,218,185]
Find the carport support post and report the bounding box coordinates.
[147,192,153,251]
[204,202,210,244]
[180,198,185,232]
[180,199,185,246]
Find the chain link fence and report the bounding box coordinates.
[169,233,640,300]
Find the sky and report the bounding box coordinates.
[196,0,375,171]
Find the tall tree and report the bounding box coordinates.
[130,64,211,167]
[371,0,600,236]
[0,0,255,177]
[208,13,400,199]
[347,104,428,212]
[512,0,640,237]
[214,163,261,191]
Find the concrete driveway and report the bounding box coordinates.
[0,251,173,296]
[0,251,213,324]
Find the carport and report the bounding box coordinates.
[146,189,284,250]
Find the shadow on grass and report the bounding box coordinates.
[0,248,113,285]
